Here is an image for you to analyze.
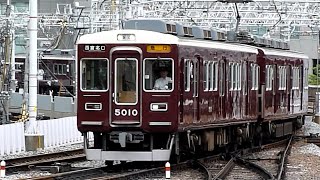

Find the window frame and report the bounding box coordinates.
[80,58,109,92]
[219,61,225,96]
[142,58,174,92]
[114,58,138,105]
[203,61,209,92]
[184,59,191,92]
[266,65,274,91]
[251,63,259,90]
[243,61,247,95]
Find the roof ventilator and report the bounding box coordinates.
[175,23,193,37]
[123,19,290,50]
[124,19,177,35]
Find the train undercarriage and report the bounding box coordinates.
[83,115,305,164]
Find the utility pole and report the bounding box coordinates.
[10,29,16,93]
[26,0,38,134]
[0,0,12,124]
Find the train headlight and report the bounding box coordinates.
[150,103,168,112]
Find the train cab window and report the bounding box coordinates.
[81,59,108,91]
[115,58,137,104]
[143,58,173,92]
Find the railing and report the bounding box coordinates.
[0,116,92,156]
[0,122,25,156]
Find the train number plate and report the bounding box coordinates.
[114,108,138,116]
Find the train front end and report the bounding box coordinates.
[77,30,179,162]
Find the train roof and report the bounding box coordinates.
[259,47,309,59]
[77,29,257,54]
[179,38,258,54]
[78,29,308,59]
[77,29,179,45]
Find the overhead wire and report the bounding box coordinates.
[270,0,282,31]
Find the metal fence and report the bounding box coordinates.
[0,116,92,156]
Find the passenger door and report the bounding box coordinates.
[109,47,141,126]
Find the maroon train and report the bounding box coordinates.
[77,21,308,163]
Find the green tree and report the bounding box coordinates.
[309,65,320,85]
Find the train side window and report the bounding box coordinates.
[292,67,299,90]
[203,61,209,91]
[266,65,274,91]
[184,60,191,92]
[298,67,301,90]
[143,58,174,92]
[229,62,235,91]
[251,63,259,90]
[208,62,213,91]
[237,63,241,90]
[278,66,282,90]
[193,60,199,97]
[219,61,225,96]
[278,66,287,90]
[304,67,308,89]
[213,62,218,91]
[81,59,108,91]
[256,65,260,90]
[251,64,255,90]
[284,66,287,90]
[242,62,247,95]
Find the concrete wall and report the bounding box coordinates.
[9,93,76,118]
[289,35,318,75]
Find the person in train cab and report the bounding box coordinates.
[153,68,172,90]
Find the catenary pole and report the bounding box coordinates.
[26,0,38,134]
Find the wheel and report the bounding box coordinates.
[105,161,114,166]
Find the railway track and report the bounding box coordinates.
[6,149,86,173]
[192,136,293,180]
[15,136,297,179]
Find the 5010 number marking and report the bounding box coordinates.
[114,108,138,116]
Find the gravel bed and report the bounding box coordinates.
[0,143,86,160]
[2,116,320,179]
[145,168,205,180]
[225,165,264,180]
[245,146,282,177]
[0,171,51,180]
[285,116,320,180]
[71,160,105,168]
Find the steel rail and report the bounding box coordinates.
[6,149,85,173]
[276,135,293,180]
[212,157,236,180]
[192,160,213,180]
[234,156,274,180]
